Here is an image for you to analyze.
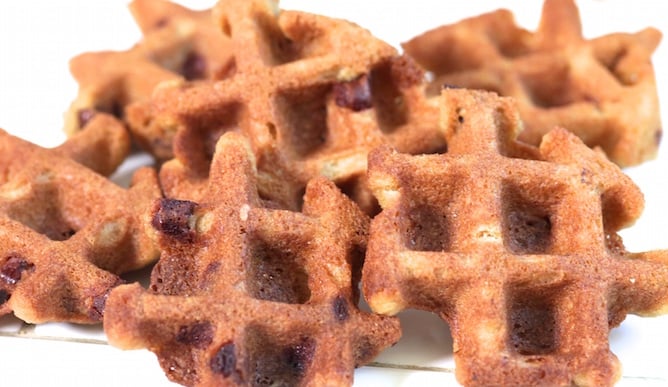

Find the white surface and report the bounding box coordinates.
[0,1,667,386]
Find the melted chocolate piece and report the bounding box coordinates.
[332,295,349,322]
[182,51,207,81]
[88,278,124,321]
[152,199,198,242]
[89,295,107,321]
[0,289,9,305]
[0,255,34,285]
[210,342,237,377]
[333,75,373,112]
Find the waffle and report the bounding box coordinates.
[64,0,234,138]
[129,0,235,80]
[57,112,131,176]
[0,127,161,323]
[104,132,401,386]
[127,0,442,213]
[402,0,663,167]
[362,88,668,386]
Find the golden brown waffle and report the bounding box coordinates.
[129,0,235,80]
[55,112,131,176]
[104,132,400,386]
[64,0,234,136]
[0,127,161,323]
[403,0,662,167]
[362,88,668,386]
[127,0,442,213]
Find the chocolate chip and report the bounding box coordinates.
[77,109,96,128]
[332,295,349,322]
[176,321,214,349]
[89,295,107,321]
[0,289,9,305]
[285,337,315,376]
[333,75,373,112]
[152,199,198,242]
[210,342,236,377]
[0,255,34,285]
[181,51,207,81]
[88,278,124,321]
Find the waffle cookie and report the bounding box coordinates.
[127,0,441,213]
[403,0,663,167]
[54,112,131,176]
[0,127,161,323]
[104,132,400,386]
[362,88,668,386]
[64,0,234,136]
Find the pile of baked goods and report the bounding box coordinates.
[1,0,666,385]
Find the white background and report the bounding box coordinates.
[0,1,667,386]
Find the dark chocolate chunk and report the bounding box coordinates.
[182,51,207,81]
[0,255,34,285]
[151,198,198,242]
[210,342,237,377]
[89,294,107,321]
[0,289,9,305]
[333,75,373,112]
[88,278,124,321]
[176,321,214,349]
[332,295,349,322]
